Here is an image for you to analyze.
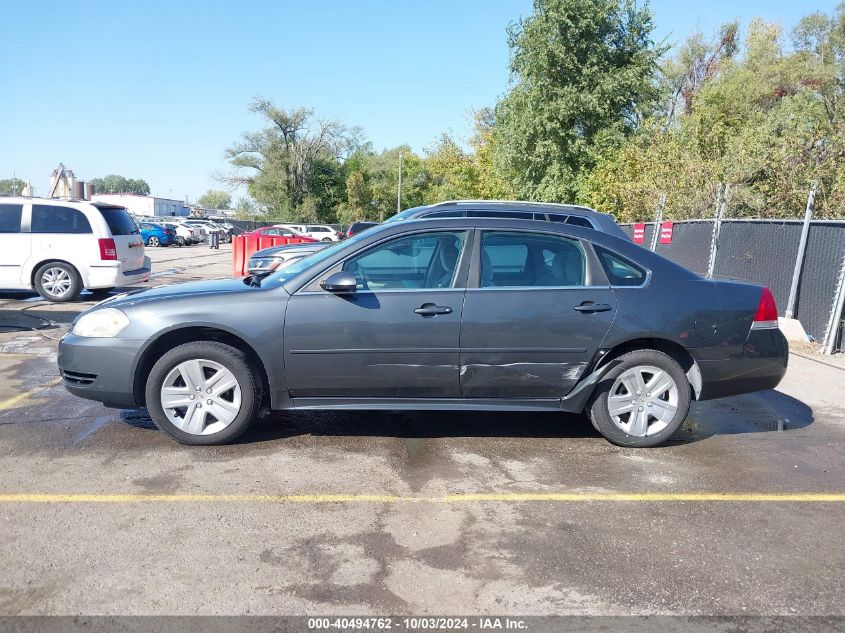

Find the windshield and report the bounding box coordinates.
[382,207,427,223]
[267,229,376,283]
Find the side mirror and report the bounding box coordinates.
[320,271,358,292]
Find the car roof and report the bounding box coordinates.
[387,200,627,240]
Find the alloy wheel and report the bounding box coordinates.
[160,358,242,435]
[149,236,160,247]
[40,267,73,299]
[607,365,679,437]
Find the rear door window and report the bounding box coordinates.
[97,207,139,236]
[31,205,92,234]
[480,231,586,287]
[0,204,23,233]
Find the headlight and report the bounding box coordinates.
[72,308,130,338]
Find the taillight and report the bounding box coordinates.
[98,238,117,261]
[752,287,779,329]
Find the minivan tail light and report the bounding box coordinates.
[752,287,779,330]
[98,238,118,261]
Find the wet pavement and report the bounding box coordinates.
[0,244,843,616]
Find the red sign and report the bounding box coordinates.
[659,221,674,244]
[632,223,646,244]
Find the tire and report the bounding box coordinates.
[177,237,186,246]
[148,236,160,247]
[321,237,333,242]
[33,262,82,302]
[145,341,261,445]
[587,349,691,448]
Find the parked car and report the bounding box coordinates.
[138,222,177,247]
[184,219,231,243]
[345,221,378,238]
[276,224,342,242]
[385,200,629,241]
[59,217,787,446]
[161,222,200,246]
[247,243,327,277]
[243,226,317,242]
[0,197,150,302]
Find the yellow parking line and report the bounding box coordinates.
[0,492,842,504]
[0,378,61,412]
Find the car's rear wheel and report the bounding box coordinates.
[34,262,81,302]
[321,237,333,242]
[148,236,160,247]
[587,350,690,448]
[145,341,261,445]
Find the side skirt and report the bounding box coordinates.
[291,398,564,412]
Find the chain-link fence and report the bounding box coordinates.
[621,219,845,353]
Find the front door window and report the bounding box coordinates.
[342,231,467,290]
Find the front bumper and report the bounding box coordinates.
[58,333,146,408]
[694,328,789,401]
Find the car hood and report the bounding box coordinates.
[96,278,277,310]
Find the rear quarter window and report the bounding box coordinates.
[0,204,23,233]
[98,207,139,236]
[594,246,647,286]
[31,205,92,234]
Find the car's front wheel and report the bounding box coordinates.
[321,237,333,242]
[587,349,690,448]
[145,341,261,445]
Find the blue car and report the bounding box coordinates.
[138,222,176,247]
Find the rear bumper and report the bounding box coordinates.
[58,333,145,408]
[694,328,789,401]
[86,257,151,289]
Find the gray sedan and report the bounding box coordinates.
[58,217,787,447]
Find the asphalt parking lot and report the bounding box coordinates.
[0,243,843,617]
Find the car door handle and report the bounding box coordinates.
[573,302,612,313]
[415,304,453,317]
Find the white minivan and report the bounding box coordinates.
[0,197,151,302]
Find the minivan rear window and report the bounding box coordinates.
[0,204,23,233]
[98,207,139,236]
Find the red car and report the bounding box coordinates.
[243,226,317,242]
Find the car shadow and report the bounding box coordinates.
[117,387,809,446]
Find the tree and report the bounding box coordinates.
[579,6,845,220]
[197,189,232,210]
[90,175,150,196]
[223,98,359,221]
[495,0,667,202]
[0,178,26,196]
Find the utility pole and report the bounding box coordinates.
[397,150,403,213]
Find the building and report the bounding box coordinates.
[90,193,189,217]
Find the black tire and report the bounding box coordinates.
[145,341,261,445]
[321,237,333,242]
[33,262,82,302]
[587,349,691,448]
[177,237,186,246]
[147,236,160,247]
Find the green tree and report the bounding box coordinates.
[223,98,357,221]
[90,175,150,196]
[495,0,667,202]
[197,189,232,210]
[0,178,26,195]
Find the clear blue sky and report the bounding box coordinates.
[1,0,839,201]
